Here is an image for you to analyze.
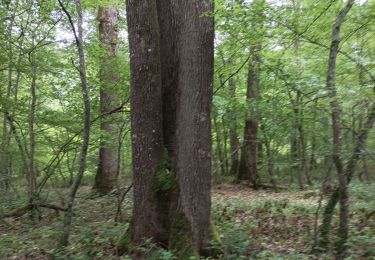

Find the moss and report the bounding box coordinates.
[117,226,133,256]
[210,222,222,246]
[169,213,199,260]
[200,222,224,257]
[152,149,176,192]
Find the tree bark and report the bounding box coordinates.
[316,101,375,253]
[121,0,165,251]
[213,111,226,177]
[93,6,120,195]
[228,77,240,176]
[238,45,261,188]
[173,1,213,253]
[0,13,16,192]
[27,35,38,219]
[316,1,355,257]
[58,0,91,247]
[120,0,214,257]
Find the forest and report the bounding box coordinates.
[0,0,374,259]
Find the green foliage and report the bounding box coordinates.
[152,150,176,192]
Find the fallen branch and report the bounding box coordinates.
[1,202,67,219]
[115,184,133,223]
[245,181,287,190]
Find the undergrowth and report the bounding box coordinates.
[0,182,374,259]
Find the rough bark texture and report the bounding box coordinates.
[124,0,164,247]
[238,45,261,188]
[173,1,213,253]
[121,0,214,257]
[93,7,120,195]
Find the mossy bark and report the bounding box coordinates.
[117,226,133,256]
[169,212,199,259]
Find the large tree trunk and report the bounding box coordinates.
[173,1,213,253]
[121,0,214,257]
[238,45,261,188]
[123,0,164,247]
[93,7,120,195]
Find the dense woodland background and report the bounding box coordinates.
[0,0,374,259]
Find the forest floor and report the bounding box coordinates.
[0,182,374,259]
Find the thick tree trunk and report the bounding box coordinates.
[123,0,164,247]
[93,7,120,195]
[121,0,214,257]
[173,1,213,253]
[238,45,261,188]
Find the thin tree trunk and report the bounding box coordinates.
[290,93,304,189]
[264,136,277,190]
[309,100,318,172]
[316,102,375,253]
[93,7,120,194]
[222,115,229,174]
[58,0,91,246]
[213,111,226,178]
[0,16,14,192]
[228,77,240,176]
[298,109,311,185]
[357,48,370,183]
[291,0,304,190]
[27,36,38,219]
[316,1,355,257]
